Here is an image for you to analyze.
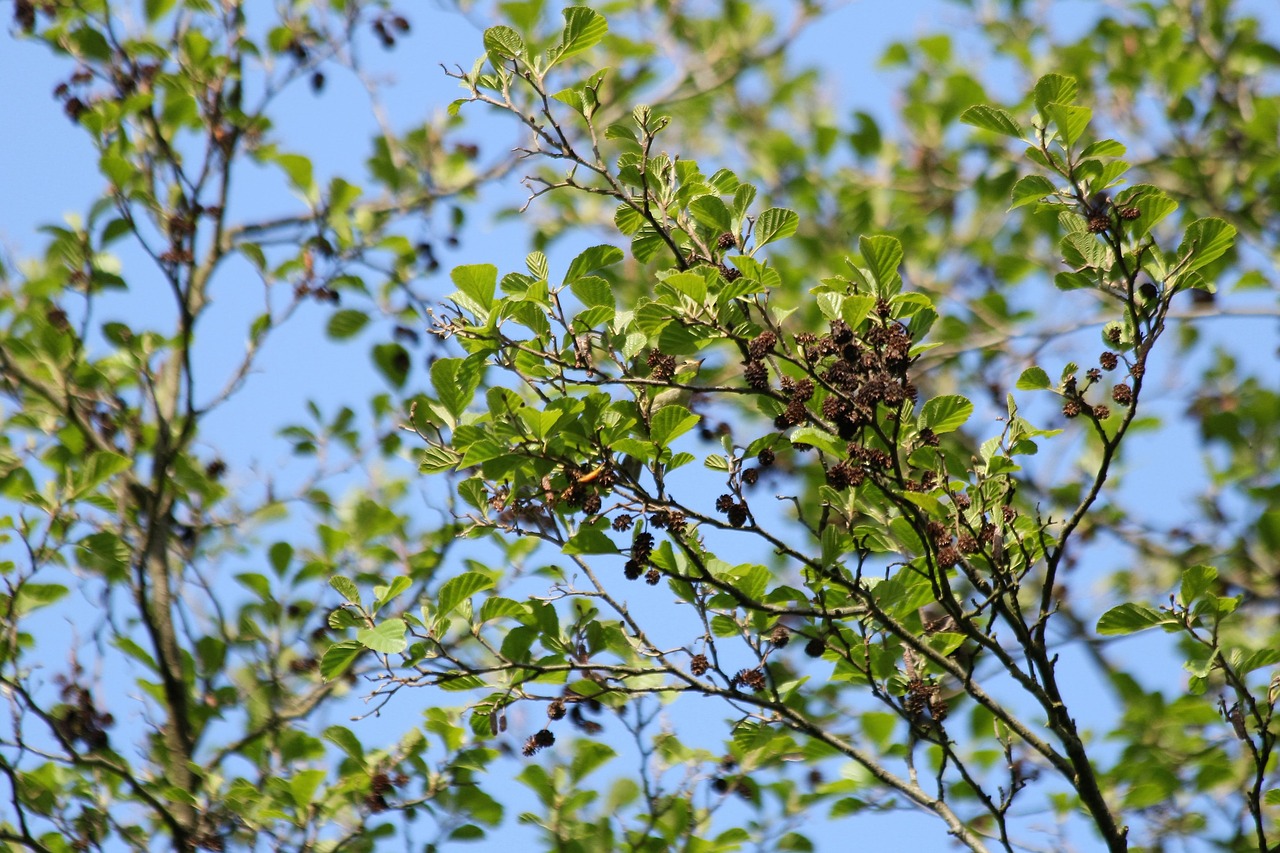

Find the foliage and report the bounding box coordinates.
[1,1,1278,851]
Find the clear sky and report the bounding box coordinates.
[2,1,1276,851]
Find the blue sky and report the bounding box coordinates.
[2,1,1277,850]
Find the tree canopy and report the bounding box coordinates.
[1,1,1279,851]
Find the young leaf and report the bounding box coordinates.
[1010,175,1057,210]
[920,395,973,434]
[650,405,699,447]
[357,619,407,654]
[330,576,360,605]
[483,25,525,59]
[320,641,362,680]
[859,235,904,292]
[960,104,1023,138]
[753,207,799,249]
[1045,102,1091,147]
[1178,565,1218,607]
[1016,367,1052,391]
[1096,603,1170,635]
[551,6,608,64]
[437,572,496,618]
[451,264,498,312]
[1177,218,1236,274]
[1034,73,1078,114]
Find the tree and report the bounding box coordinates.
[1,1,1277,851]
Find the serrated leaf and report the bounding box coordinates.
[1010,175,1056,209]
[483,25,525,59]
[960,104,1023,137]
[1080,139,1126,158]
[452,264,497,312]
[920,395,973,434]
[689,196,732,232]
[320,641,362,679]
[1177,218,1236,274]
[478,597,528,622]
[704,454,729,471]
[1034,74,1078,113]
[753,207,798,249]
[650,405,699,447]
[1096,603,1169,635]
[565,244,623,282]
[552,6,607,64]
[374,575,412,611]
[431,357,482,420]
[1179,565,1218,607]
[1045,102,1091,147]
[330,576,360,605]
[357,619,407,654]
[1016,366,1051,391]
[859,235,903,292]
[789,426,845,458]
[437,572,496,618]
[326,309,369,340]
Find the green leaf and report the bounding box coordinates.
[478,597,528,622]
[71,452,131,498]
[324,725,366,765]
[1080,139,1126,158]
[437,572,496,618]
[570,742,616,782]
[431,357,483,420]
[268,542,293,576]
[326,309,369,340]
[144,0,177,23]
[1016,367,1051,391]
[1045,103,1091,147]
[275,153,314,195]
[290,769,327,807]
[1179,565,1218,607]
[959,104,1023,138]
[1034,74,1078,113]
[357,619,407,654]
[374,575,412,611]
[483,25,525,59]
[321,641,362,679]
[650,405,699,447]
[859,235,903,292]
[920,395,973,434]
[565,245,624,282]
[1096,603,1169,636]
[1010,175,1056,209]
[452,264,498,312]
[689,196,732,233]
[753,208,799,249]
[552,6,608,64]
[564,525,619,555]
[14,584,69,617]
[330,576,361,606]
[372,343,410,388]
[789,426,845,458]
[1177,218,1236,274]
